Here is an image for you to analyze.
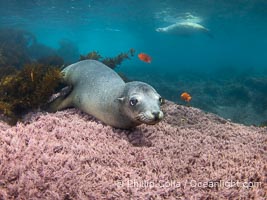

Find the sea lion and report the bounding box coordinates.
[156,21,213,38]
[48,60,164,129]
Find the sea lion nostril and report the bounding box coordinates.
[152,111,160,119]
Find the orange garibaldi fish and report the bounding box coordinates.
[138,53,152,63]
[181,92,192,102]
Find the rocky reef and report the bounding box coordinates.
[0,100,266,199]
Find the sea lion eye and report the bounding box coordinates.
[130,98,138,106]
[159,97,164,105]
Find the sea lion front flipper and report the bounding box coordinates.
[45,86,74,112]
[202,28,214,38]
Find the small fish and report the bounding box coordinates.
[181,92,192,102]
[138,53,152,63]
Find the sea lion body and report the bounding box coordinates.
[156,22,212,37]
[50,60,164,129]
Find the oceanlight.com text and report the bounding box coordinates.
[116,179,262,189]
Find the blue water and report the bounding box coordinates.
[1,0,267,125]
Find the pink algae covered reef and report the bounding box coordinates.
[0,100,266,199]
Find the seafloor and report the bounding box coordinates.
[0,100,266,199]
[125,70,267,126]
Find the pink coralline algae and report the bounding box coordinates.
[0,101,266,199]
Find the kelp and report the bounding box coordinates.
[0,66,18,80]
[79,51,102,61]
[0,63,62,124]
[0,28,69,125]
[102,52,130,69]
[80,48,135,69]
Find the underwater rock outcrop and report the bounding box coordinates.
[0,28,36,68]
[0,28,77,70]
[0,100,266,199]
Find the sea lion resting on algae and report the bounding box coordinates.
[49,60,164,129]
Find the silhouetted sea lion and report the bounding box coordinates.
[156,22,213,38]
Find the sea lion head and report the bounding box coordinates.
[118,81,164,126]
